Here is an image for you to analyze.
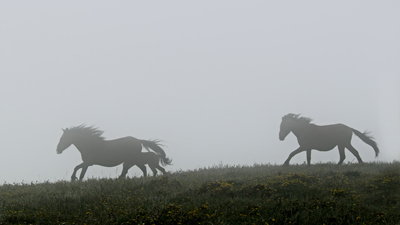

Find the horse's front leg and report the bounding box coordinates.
[79,164,90,181]
[119,162,135,179]
[306,149,312,165]
[283,147,308,166]
[71,162,85,181]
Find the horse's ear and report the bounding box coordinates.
[62,128,65,131]
[62,128,68,132]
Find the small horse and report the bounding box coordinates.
[56,125,172,180]
[126,152,168,177]
[279,113,379,166]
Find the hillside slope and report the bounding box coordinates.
[1,162,400,224]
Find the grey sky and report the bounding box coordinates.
[0,1,399,183]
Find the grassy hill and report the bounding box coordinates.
[1,162,400,224]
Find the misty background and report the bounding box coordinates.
[0,1,399,183]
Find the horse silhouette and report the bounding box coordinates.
[56,125,172,180]
[125,152,168,177]
[279,113,379,166]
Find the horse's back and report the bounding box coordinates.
[301,123,353,150]
[107,136,141,144]
[105,136,143,153]
[313,123,351,133]
[86,136,143,166]
[312,124,352,139]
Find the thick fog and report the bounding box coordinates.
[0,1,399,183]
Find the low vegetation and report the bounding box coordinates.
[1,162,400,224]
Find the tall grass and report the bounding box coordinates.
[1,162,400,224]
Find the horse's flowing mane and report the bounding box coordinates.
[283,113,313,124]
[68,125,105,140]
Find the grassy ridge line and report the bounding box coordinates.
[0,162,400,224]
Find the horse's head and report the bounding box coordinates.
[56,128,73,154]
[279,116,292,141]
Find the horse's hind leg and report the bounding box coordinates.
[155,165,167,175]
[338,145,346,165]
[346,144,364,163]
[149,164,158,177]
[136,164,147,177]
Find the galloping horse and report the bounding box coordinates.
[279,113,379,166]
[56,125,172,180]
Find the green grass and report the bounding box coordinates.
[1,162,400,224]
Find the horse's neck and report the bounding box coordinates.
[290,122,309,137]
[72,137,102,154]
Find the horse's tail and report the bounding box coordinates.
[351,128,380,157]
[140,139,172,166]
